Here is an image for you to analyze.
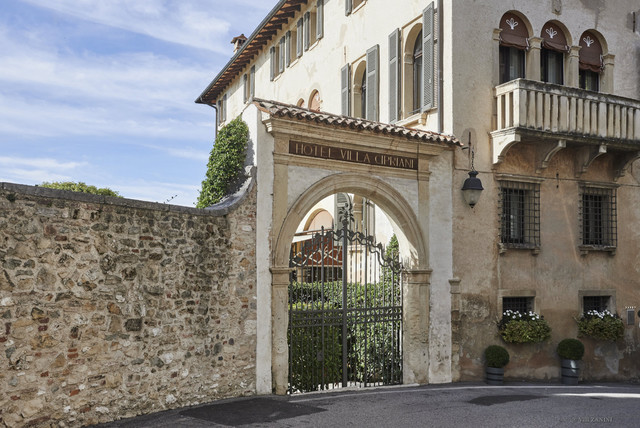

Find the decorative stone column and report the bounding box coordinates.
[270,266,291,395]
[602,53,615,94]
[567,46,581,88]
[403,269,431,385]
[527,37,543,82]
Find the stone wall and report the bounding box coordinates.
[0,182,257,427]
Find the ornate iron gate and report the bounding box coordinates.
[288,208,403,393]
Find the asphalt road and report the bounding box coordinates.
[95,383,640,428]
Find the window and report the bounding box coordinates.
[583,295,610,313]
[499,180,540,248]
[498,12,528,83]
[341,64,351,116]
[217,93,227,125]
[360,72,367,119]
[503,297,533,314]
[285,31,292,68]
[578,31,602,91]
[316,0,324,40]
[412,31,423,114]
[388,28,400,123]
[309,90,321,111]
[540,22,568,85]
[345,0,365,15]
[580,185,617,248]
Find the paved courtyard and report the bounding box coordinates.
[96,383,640,427]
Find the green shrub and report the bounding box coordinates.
[556,338,585,360]
[498,310,551,344]
[40,181,121,197]
[485,345,510,368]
[576,310,624,341]
[196,117,248,208]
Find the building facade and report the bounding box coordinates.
[198,0,640,389]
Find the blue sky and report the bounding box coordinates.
[0,0,276,206]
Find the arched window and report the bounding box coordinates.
[540,22,568,85]
[309,90,321,111]
[360,72,367,119]
[579,31,602,92]
[412,31,423,114]
[296,98,305,108]
[499,12,528,83]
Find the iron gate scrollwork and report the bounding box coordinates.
[288,204,403,393]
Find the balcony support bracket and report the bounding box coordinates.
[613,151,640,181]
[536,139,566,173]
[575,144,607,177]
[490,130,521,165]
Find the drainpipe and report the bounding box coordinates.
[437,0,444,133]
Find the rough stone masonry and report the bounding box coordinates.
[0,182,258,427]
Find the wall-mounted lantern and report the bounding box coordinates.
[461,135,483,208]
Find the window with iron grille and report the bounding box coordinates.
[499,180,540,248]
[583,295,610,313]
[503,297,533,313]
[579,186,616,248]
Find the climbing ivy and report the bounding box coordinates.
[196,117,249,208]
[40,181,121,197]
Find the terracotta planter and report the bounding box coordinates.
[485,367,504,385]
[561,359,580,385]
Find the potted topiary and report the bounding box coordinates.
[484,345,510,385]
[556,338,585,385]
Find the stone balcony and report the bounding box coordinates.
[491,79,640,178]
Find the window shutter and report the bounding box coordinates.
[222,93,227,122]
[216,99,222,126]
[388,28,400,123]
[345,0,352,16]
[285,31,291,67]
[270,46,276,81]
[366,45,379,121]
[296,18,303,58]
[316,0,324,40]
[341,64,351,116]
[422,3,434,111]
[279,37,285,73]
[250,65,255,100]
[243,74,248,103]
[304,12,310,51]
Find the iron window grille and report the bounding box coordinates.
[503,297,533,314]
[499,180,540,249]
[579,186,617,249]
[583,295,610,313]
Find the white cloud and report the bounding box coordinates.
[0,156,88,184]
[17,0,274,53]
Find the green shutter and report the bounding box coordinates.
[422,3,434,111]
[270,46,276,81]
[366,45,379,121]
[316,0,324,40]
[304,12,310,51]
[296,18,303,58]
[345,0,352,16]
[388,28,400,123]
[341,64,351,116]
[285,31,291,67]
[250,65,255,100]
[243,73,248,103]
[279,37,285,73]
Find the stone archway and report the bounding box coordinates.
[271,173,432,394]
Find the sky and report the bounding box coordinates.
[0,0,277,207]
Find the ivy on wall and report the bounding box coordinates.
[196,117,249,208]
[40,181,121,197]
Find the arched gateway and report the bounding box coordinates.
[244,99,459,395]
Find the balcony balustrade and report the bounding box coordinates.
[491,79,640,178]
